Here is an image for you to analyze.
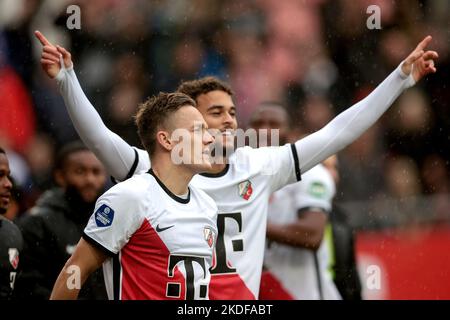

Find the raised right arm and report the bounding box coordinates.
[55,65,147,181]
[35,31,149,181]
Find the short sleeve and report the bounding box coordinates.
[83,183,144,255]
[133,148,152,175]
[293,165,335,214]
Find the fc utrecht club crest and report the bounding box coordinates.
[204,227,214,248]
[238,180,253,200]
[8,248,19,270]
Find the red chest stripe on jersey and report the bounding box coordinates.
[209,273,255,300]
[120,219,186,300]
[258,271,295,300]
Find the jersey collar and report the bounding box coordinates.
[147,169,191,204]
[199,164,230,178]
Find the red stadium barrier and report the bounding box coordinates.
[356,224,450,299]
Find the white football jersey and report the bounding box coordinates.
[191,144,300,299]
[83,170,218,300]
[261,164,342,300]
[128,144,300,299]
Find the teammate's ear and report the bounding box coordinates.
[156,131,173,152]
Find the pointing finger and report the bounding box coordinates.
[35,30,52,46]
[416,35,432,51]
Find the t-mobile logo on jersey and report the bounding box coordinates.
[210,212,243,274]
[166,255,209,300]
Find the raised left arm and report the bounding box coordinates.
[295,36,438,174]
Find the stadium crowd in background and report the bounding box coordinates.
[1,0,449,226]
[0,0,449,300]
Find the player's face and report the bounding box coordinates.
[249,106,289,146]
[0,154,13,214]
[170,106,215,172]
[196,90,237,153]
[58,151,107,203]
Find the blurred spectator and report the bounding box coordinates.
[300,95,335,134]
[3,181,25,222]
[0,148,23,300]
[0,0,40,86]
[421,154,450,222]
[32,71,78,145]
[336,125,386,202]
[22,133,55,206]
[15,142,107,299]
[0,148,30,190]
[378,156,423,226]
[385,88,435,162]
[384,156,422,199]
[107,83,143,147]
[421,154,450,194]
